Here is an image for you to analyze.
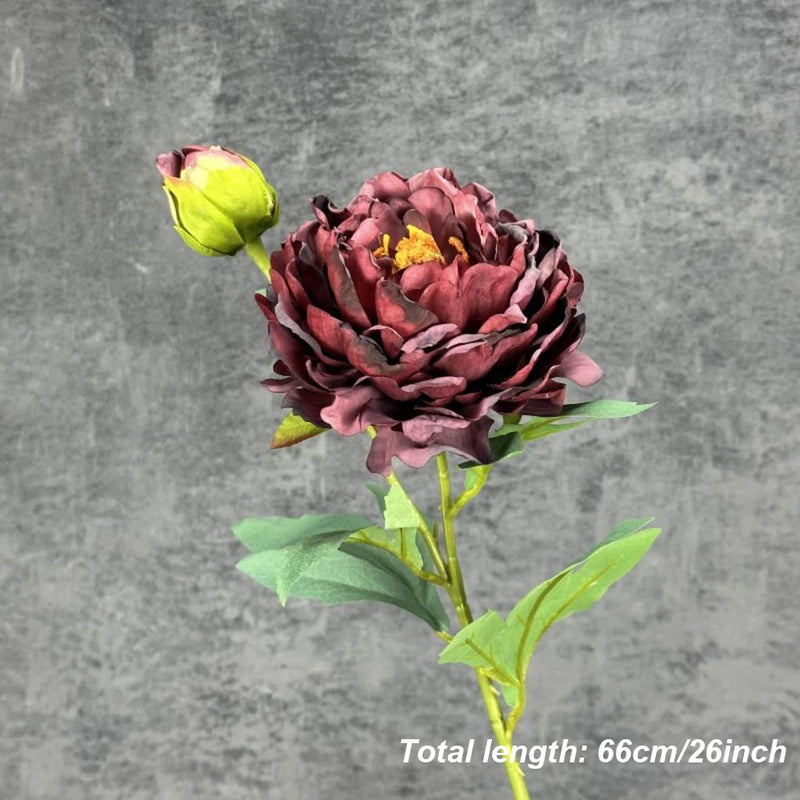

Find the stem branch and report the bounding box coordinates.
[452,465,492,516]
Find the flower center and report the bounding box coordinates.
[373,225,468,271]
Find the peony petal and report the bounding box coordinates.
[551,349,603,387]
[432,340,494,382]
[417,279,467,330]
[398,261,451,299]
[478,304,527,334]
[155,150,182,178]
[369,200,410,244]
[261,375,294,392]
[369,375,467,402]
[358,171,410,201]
[294,257,336,313]
[499,377,567,409]
[401,413,472,444]
[306,360,360,390]
[407,167,460,196]
[343,246,383,318]
[452,190,497,260]
[281,386,334,427]
[462,181,497,224]
[508,262,541,310]
[534,238,562,287]
[365,416,493,476]
[349,217,385,247]
[284,263,311,312]
[401,207,433,235]
[344,334,426,382]
[325,248,372,329]
[363,324,404,358]
[263,319,317,389]
[407,187,454,239]
[400,323,460,353]
[474,323,540,380]
[311,195,349,227]
[305,305,357,359]
[319,385,396,435]
[375,280,440,337]
[460,263,520,330]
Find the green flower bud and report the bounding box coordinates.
[156,145,279,257]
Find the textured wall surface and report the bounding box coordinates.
[2,1,799,798]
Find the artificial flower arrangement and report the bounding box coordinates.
[156,145,660,799]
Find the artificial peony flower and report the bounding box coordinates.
[256,168,601,475]
[156,145,278,257]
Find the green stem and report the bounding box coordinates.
[476,675,531,800]
[435,453,529,800]
[505,682,527,735]
[436,454,471,623]
[452,465,492,516]
[243,237,272,279]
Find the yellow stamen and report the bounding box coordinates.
[448,236,469,264]
[373,233,391,259]
[373,226,469,272]
[393,225,445,271]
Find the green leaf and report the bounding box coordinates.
[365,483,388,515]
[463,467,485,492]
[519,420,588,442]
[501,683,520,708]
[563,517,656,568]
[438,610,518,684]
[237,540,449,631]
[233,513,375,552]
[505,520,661,670]
[232,513,378,604]
[439,519,661,691]
[271,410,328,449]
[342,543,449,630]
[458,431,524,469]
[353,526,424,569]
[559,400,657,419]
[481,399,657,457]
[275,530,353,604]
[383,484,419,529]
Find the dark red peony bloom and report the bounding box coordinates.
[256,168,601,475]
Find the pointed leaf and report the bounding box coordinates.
[559,400,657,419]
[501,683,520,708]
[438,520,662,690]
[275,530,353,604]
[383,484,419,529]
[342,542,449,630]
[464,467,484,492]
[438,610,518,684]
[232,513,374,553]
[563,517,656,568]
[502,520,661,673]
[237,541,449,631]
[271,410,328,449]
[488,400,656,451]
[520,420,588,442]
[458,431,524,469]
[354,526,424,569]
[365,483,388,515]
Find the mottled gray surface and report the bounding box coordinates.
[2,0,799,798]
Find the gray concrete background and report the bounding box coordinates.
[1,0,798,798]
